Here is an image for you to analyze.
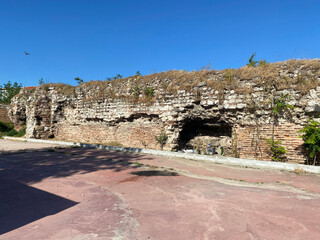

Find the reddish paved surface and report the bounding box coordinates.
[1,140,320,239]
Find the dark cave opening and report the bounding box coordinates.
[177,118,232,153]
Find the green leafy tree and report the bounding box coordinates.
[0,81,22,104]
[298,119,320,165]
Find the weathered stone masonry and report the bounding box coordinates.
[0,104,11,123]
[9,59,320,164]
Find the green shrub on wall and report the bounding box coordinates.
[155,131,168,150]
[264,138,287,162]
[144,87,155,98]
[299,119,320,165]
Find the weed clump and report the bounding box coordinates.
[0,121,26,138]
[155,131,168,150]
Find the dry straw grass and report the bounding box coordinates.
[36,83,76,96]
[16,59,320,103]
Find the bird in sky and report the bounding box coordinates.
[24,51,30,55]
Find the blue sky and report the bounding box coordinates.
[0,0,319,87]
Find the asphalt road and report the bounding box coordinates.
[1,139,320,240]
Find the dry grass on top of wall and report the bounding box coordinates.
[98,59,320,96]
[41,83,76,96]
[13,59,320,103]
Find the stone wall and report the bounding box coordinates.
[9,59,320,164]
[235,124,305,163]
[55,116,165,149]
[0,104,11,123]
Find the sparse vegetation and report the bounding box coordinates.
[38,78,51,86]
[298,119,320,165]
[0,121,26,138]
[263,94,294,162]
[293,167,306,175]
[258,59,267,66]
[115,74,122,79]
[155,131,168,150]
[0,121,14,132]
[105,141,124,147]
[75,77,84,84]
[246,52,267,67]
[132,86,141,96]
[40,83,76,96]
[38,78,45,85]
[200,64,213,71]
[247,53,258,67]
[144,87,155,98]
[12,59,320,108]
[271,94,295,142]
[133,161,144,166]
[106,74,123,81]
[264,138,287,162]
[14,127,26,137]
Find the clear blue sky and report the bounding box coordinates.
[1,0,319,87]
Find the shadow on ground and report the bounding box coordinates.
[0,147,153,235]
[0,180,77,235]
[131,170,179,177]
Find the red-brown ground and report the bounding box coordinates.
[1,139,320,239]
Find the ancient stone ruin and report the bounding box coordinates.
[9,59,320,164]
[0,104,11,123]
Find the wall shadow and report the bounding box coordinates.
[0,179,77,235]
[0,147,154,234]
[0,148,153,185]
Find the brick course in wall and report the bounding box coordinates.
[235,124,306,164]
[55,120,165,149]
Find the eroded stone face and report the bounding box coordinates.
[9,60,320,163]
[0,104,11,123]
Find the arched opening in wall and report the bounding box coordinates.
[177,118,233,155]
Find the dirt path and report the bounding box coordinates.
[1,139,320,239]
[0,139,61,152]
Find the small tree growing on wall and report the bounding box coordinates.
[155,131,168,150]
[75,77,84,84]
[298,119,320,165]
[246,52,267,67]
[264,138,287,162]
[264,94,294,161]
